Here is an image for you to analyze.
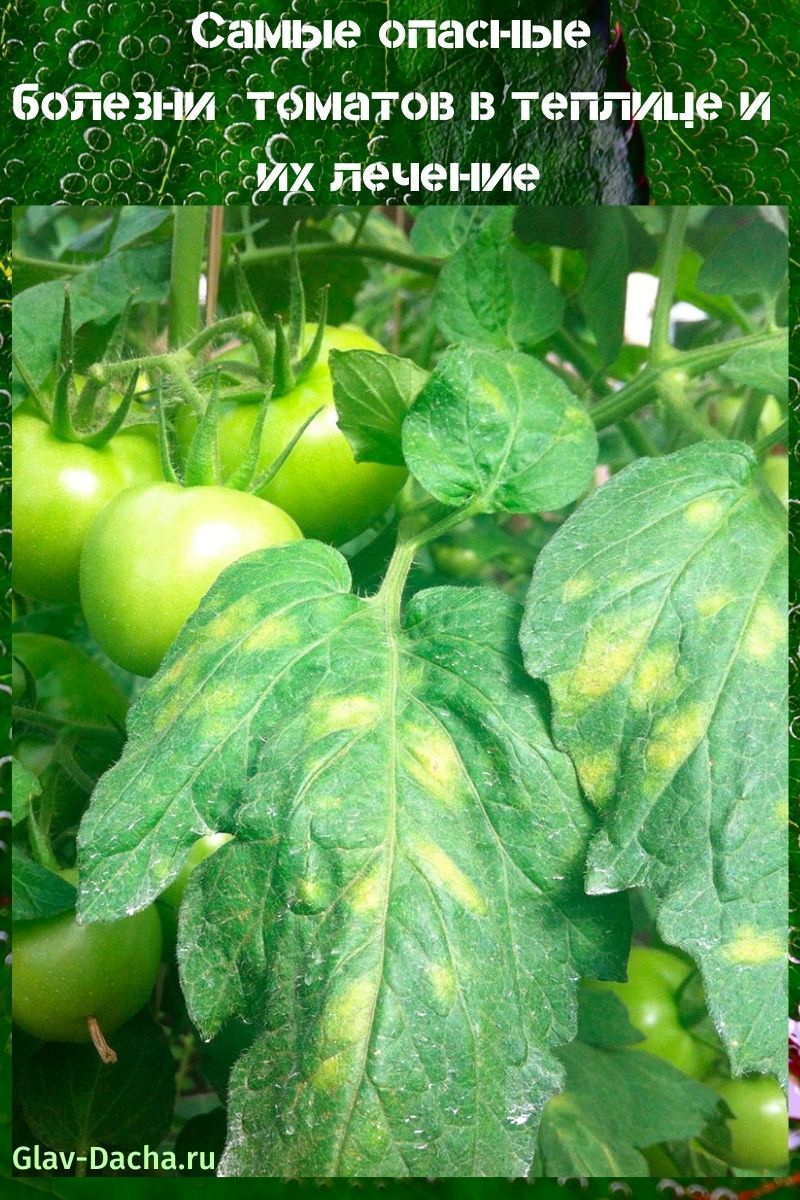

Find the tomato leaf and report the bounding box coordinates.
[78,540,628,1176]
[720,336,789,402]
[433,210,564,351]
[409,207,497,258]
[537,1031,724,1177]
[11,760,40,827]
[18,1013,175,1152]
[330,349,428,466]
[402,346,597,514]
[13,856,75,921]
[521,442,787,1081]
[697,220,788,300]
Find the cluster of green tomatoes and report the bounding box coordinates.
[12,293,405,1063]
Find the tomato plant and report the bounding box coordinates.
[8,203,788,1179]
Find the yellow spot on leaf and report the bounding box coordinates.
[577,751,617,808]
[554,612,654,711]
[412,839,487,916]
[697,590,734,619]
[562,574,593,603]
[646,704,709,773]
[350,869,384,914]
[631,648,680,710]
[742,599,784,662]
[403,727,465,808]
[723,926,784,965]
[312,694,382,737]
[775,796,789,823]
[427,963,457,1007]
[310,1052,350,1091]
[685,496,723,526]
[323,976,375,1044]
[242,613,300,652]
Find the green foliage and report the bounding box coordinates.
[402,347,597,512]
[521,442,787,1081]
[9,202,789,1178]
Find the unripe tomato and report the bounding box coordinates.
[185,325,408,545]
[713,394,783,440]
[80,482,302,676]
[157,833,233,951]
[761,454,788,507]
[709,1075,787,1170]
[586,945,718,1079]
[12,880,162,1044]
[13,408,162,603]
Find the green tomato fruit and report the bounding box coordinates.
[587,945,718,1079]
[714,394,783,439]
[12,633,128,777]
[710,1075,788,1170]
[12,886,162,1044]
[190,324,408,545]
[761,454,788,507]
[80,482,302,676]
[157,833,233,951]
[13,408,162,603]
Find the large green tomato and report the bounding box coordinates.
[710,1075,787,1169]
[13,408,162,603]
[587,946,718,1078]
[12,885,162,1044]
[80,482,302,676]
[207,325,407,545]
[12,632,128,776]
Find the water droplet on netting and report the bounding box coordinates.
[149,34,170,56]
[131,180,153,203]
[67,36,100,68]
[110,158,131,180]
[77,152,95,171]
[60,171,87,194]
[185,61,210,86]
[119,34,144,60]
[131,71,155,92]
[266,132,293,163]
[99,70,120,90]
[122,121,146,145]
[271,56,289,77]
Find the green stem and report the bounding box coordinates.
[238,241,441,278]
[27,813,60,872]
[169,207,207,349]
[13,254,86,277]
[590,331,783,432]
[649,207,690,364]
[755,420,788,457]
[376,502,479,629]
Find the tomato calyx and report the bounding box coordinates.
[157,376,321,497]
[15,287,154,449]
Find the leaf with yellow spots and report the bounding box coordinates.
[522,440,788,1083]
[77,539,628,1176]
[402,345,598,514]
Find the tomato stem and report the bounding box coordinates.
[87,1016,118,1064]
[168,206,206,349]
[649,207,689,365]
